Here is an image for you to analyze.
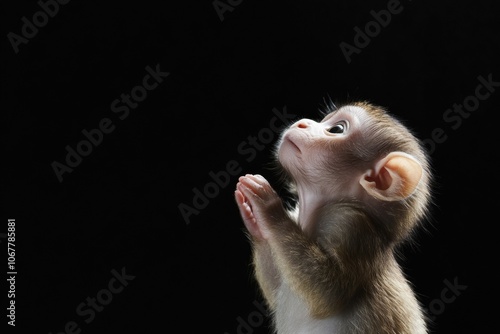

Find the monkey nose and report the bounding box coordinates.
[296,119,310,129]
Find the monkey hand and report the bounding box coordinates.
[235,174,288,240]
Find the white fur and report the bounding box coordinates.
[274,283,343,334]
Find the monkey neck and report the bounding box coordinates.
[294,177,367,234]
[295,183,337,233]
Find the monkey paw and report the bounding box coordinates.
[235,174,287,240]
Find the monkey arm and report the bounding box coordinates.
[252,240,281,310]
[235,179,281,310]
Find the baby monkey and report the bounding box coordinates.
[235,101,432,334]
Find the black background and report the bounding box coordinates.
[2,0,499,333]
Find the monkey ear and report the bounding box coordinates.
[360,152,423,201]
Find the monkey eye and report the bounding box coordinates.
[328,122,347,134]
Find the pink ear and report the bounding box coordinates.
[360,152,423,201]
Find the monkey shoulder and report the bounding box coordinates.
[314,202,388,265]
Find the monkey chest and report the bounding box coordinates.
[274,283,342,334]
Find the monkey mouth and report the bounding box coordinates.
[284,136,301,153]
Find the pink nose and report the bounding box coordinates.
[296,120,309,129]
